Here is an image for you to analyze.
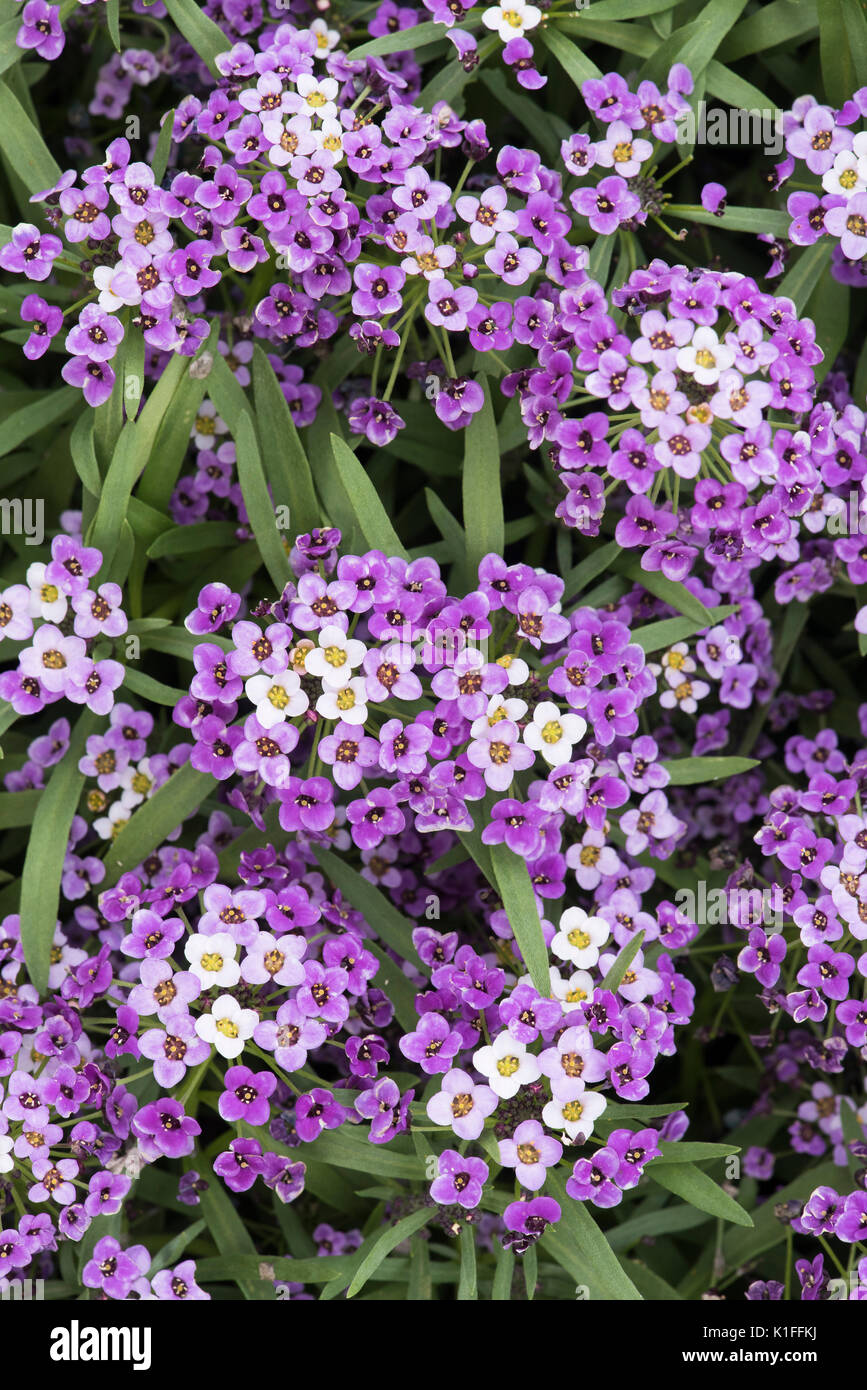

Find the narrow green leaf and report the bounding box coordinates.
[107,0,120,49]
[0,788,42,828]
[198,1166,274,1299]
[777,240,833,315]
[617,559,714,625]
[649,1160,753,1227]
[543,1168,643,1300]
[0,78,61,194]
[0,387,79,460]
[328,433,409,560]
[630,604,737,654]
[346,1209,432,1298]
[87,420,146,576]
[537,24,603,85]
[661,756,759,785]
[347,21,444,58]
[152,110,175,184]
[311,845,423,968]
[251,344,319,535]
[462,375,504,578]
[600,929,645,992]
[234,411,293,593]
[20,709,100,993]
[162,0,229,76]
[489,842,549,997]
[456,1225,478,1301]
[148,1220,206,1277]
[122,667,187,706]
[102,761,215,887]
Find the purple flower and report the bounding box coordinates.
[430,1150,488,1209]
[498,1119,563,1191]
[218,1065,277,1127]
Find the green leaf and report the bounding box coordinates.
[819,0,867,104]
[135,324,219,511]
[488,843,549,996]
[147,520,240,559]
[661,756,759,785]
[722,1160,839,1267]
[664,205,790,237]
[162,0,230,75]
[0,18,23,79]
[122,667,187,707]
[640,0,750,83]
[346,1208,432,1297]
[492,1242,514,1300]
[0,788,42,829]
[720,0,818,59]
[600,929,645,992]
[457,1225,478,1301]
[0,387,79,460]
[537,24,603,85]
[234,411,293,593]
[630,604,737,654]
[251,345,320,536]
[462,375,504,578]
[564,540,620,601]
[327,433,409,559]
[542,1168,643,1300]
[107,0,120,49]
[0,78,61,194]
[649,1161,753,1227]
[805,270,849,386]
[347,21,444,58]
[777,240,833,315]
[101,761,215,887]
[655,1141,741,1164]
[19,709,100,993]
[148,1220,206,1277]
[86,420,146,577]
[152,109,175,184]
[198,1166,274,1299]
[310,845,423,968]
[617,559,714,625]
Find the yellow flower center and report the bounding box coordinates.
[200,952,224,972]
[215,1017,239,1039]
[541,719,562,744]
[496,1055,520,1077]
[567,928,591,949]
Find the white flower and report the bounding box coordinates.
[305,623,367,689]
[191,399,227,451]
[315,676,368,725]
[195,994,258,1059]
[822,147,867,198]
[660,642,696,688]
[659,676,710,714]
[548,964,595,1014]
[185,932,241,990]
[495,653,530,686]
[26,562,67,623]
[523,701,587,766]
[482,0,542,42]
[313,117,344,158]
[472,1032,541,1099]
[261,113,316,168]
[93,801,131,841]
[551,907,609,970]
[676,326,735,386]
[93,262,139,311]
[119,756,157,810]
[0,1133,13,1175]
[245,669,309,728]
[542,1083,607,1141]
[291,73,339,120]
[470,692,528,738]
[310,17,340,56]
